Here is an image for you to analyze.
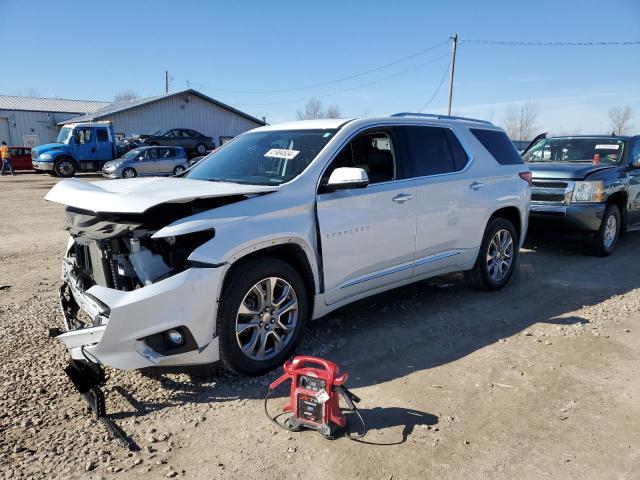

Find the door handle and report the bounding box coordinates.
[469,181,484,191]
[91,147,96,154]
[392,193,413,204]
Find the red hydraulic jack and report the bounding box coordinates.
[264,356,366,439]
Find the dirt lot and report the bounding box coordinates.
[1,172,639,479]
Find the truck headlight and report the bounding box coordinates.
[572,181,605,203]
[39,153,52,160]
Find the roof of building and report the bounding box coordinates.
[0,95,110,114]
[59,89,266,126]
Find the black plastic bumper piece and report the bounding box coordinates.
[64,360,138,451]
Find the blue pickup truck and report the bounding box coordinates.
[31,122,120,177]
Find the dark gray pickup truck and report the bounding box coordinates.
[523,134,640,256]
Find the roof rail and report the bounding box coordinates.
[391,112,493,126]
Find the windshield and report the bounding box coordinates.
[56,127,73,144]
[153,129,167,136]
[523,137,625,165]
[121,148,143,160]
[185,129,337,185]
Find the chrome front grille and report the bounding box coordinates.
[531,180,573,204]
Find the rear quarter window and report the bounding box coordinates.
[471,129,524,165]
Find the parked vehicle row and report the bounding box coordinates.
[31,122,216,177]
[45,113,530,375]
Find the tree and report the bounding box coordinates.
[502,103,539,141]
[609,106,633,135]
[296,99,342,120]
[114,90,139,102]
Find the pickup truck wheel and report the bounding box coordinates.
[121,167,137,178]
[586,204,620,257]
[217,257,308,376]
[465,217,518,291]
[54,158,76,178]
[196,143,207,154]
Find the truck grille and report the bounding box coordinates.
[530,180,572,204]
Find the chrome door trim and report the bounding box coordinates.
[414,250,461,267]
[339,260,414,290]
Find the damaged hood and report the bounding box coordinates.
[45,177,279,214]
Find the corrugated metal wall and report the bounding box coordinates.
[0,110,78,145]
[105,94,261,145]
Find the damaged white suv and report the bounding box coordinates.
[46,114,530,375]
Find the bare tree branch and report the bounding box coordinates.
[296,99,342,120]
[609,106,633,135]
[502,103,540,141]
[114,90,139,102]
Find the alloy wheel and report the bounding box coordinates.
[486,229,514,282]
[57,161,74,176]
[235,277,298,361]
[603,214,617,249]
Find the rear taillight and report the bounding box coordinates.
[519,171,532,186]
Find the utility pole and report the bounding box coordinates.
[447,33,458,116]
[165,70,169,94]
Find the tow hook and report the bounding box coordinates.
[64,359,138,451]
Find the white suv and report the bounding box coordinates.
[46,114,531,375]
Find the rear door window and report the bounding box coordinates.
[402,126,468,176]
[96,128,109,142]
[471,129,524,165]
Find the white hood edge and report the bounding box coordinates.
[44,177,279,214]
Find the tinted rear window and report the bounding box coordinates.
[402,126,469,176]
[471,129,523,165]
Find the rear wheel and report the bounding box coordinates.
[466,217,519,291]
[54,158,76,178]
[196,143,207,155]
[217,257,308,375]
[586,203,620,256]
[121,167,137,178]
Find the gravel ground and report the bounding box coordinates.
[1,173,639,479]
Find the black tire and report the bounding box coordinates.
[54,158,76,178]
[465,217,519,291]
[121,167,137,179]
[586,203,620,257]
[196,143,207,155]
[217,257,309,376]
[173,165,185,175]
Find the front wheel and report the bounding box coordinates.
[121,167,137,178]
[586,204,620,256]
[217,257,308,375]
[173,165,185,175]
[54,158,76,178]
[465,217,519,291]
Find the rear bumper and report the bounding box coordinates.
[55,262,225,370]
[32,160,54,171]
[529,202,605,232]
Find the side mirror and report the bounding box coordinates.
[138,156,144,161]
[324,167,369,192]
[631,160,640,169]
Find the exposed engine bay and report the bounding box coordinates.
[61,196,246,328]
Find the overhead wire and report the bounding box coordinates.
[178,39,450,95]
[418,58,451,112]
[460,39,640,46]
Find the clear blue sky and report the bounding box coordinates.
[2,0,639,133]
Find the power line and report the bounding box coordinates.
[231,53,450,107]
[418,59,451,112]
[179,39,449,95]
[460,39,640,46]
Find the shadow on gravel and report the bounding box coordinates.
[345,407,438,446]
[106,232,640,422]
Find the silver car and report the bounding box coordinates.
[102,146,188,179]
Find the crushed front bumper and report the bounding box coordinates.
[55,261,225,370]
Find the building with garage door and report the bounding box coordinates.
[0,96,109,147]
[0,89,265,148]
[59,89,265,148]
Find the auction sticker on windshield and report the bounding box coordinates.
[264,148,300,160]
[595,144,620,150]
